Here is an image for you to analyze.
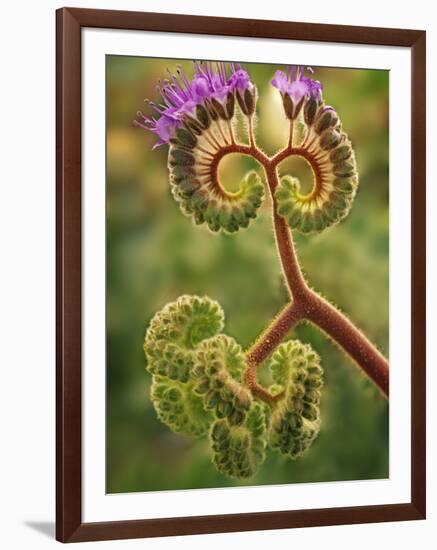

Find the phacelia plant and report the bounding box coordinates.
[136,61,389,479]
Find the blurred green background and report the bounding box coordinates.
[106,56,389,494]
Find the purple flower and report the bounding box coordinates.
[271,70,289,94]
[191,75,210,99]
[135,62,254,148]
[272,66,322,103]
[229,69,253,93]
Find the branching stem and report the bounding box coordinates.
[210,128,389,403]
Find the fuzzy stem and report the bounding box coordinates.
[227,120,236,144]
[288,120,294,149]
[265,164,308,298]
[303,289,389,396]
[248,116,256,148]
[246,300,303,368]
[203,140,389,401]
[247,161,389,399]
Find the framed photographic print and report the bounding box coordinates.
[56,7,426,543]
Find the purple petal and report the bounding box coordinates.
[271,70,289,94]
[229,69,252,92]
[191,75,210,100]
[271,66,323,103]
[153,114,180,144]
[288,80,310,102]
[136,61,255,148]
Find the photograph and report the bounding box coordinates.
[106,56,390,494]
[0,1,430,547]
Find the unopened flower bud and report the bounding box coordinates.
[236,86,256,116]
[268,340,323,459]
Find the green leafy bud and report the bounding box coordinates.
[225,92,235,120]
[210,403,266,479]
[236,87,257,116]
[315,108,338,134]
[275,123,358,235]
[245,88,256,115]
[193,334,252,425]
[333,159,356,177]
[304,98,318,126]
[170,152,265,233]
[151,376,213,437]
[333,176,355,193]
[319,128,341,150]
[204,98,219,121]
[282,93,294,119]
[328,190,349,211]
[268,340,324,459]
[174,128,197,149]
[169,148,195,167]
[211,97,227,119]
[185,118,203,135]
[294,96,305,119]
[170,164,195,182]
[144,295,225,381]
[330,144,352,163]
[195,104,210,129]
[300,212,314,233]
[312,209,325,232]
[281,93,305,120]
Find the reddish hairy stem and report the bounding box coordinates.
[246,300,303,368]
[264,164,308,299]
[208,139,389,400]
[264,163,389,397]
[243,369,282,406]
[303,290,389,396]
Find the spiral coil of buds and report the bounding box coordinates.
[144,295,224,382]
[135,62,263,234]
[144,295,270,478]
[151,376,213,437]
[144,295,325,477]
[210,402,266,479]
[268,340,324,458]
[271,67,359,234]
[274,124,358,234]
[192,334,252,425]
[170,161,265,233]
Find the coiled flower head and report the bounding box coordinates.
[268,340,324,459]
[144,294,326,478]
[136,62,263,234]
[151,376,213,437]
[272,65,322,119]
[210,402,267,479]
[144,295,224,382]
[192,334,252,425]
[272,65,359,234]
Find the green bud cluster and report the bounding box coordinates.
[144,295,224,381]
[151,376,213,437]
[192,334,252,425]
[268,340,323,459]
[275,101,358,234]
[169,156,265,233]
[210,402,266,479]
[144,297,325,479]
[144,295,268,479]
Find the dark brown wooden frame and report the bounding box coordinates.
[56,6,426,543]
